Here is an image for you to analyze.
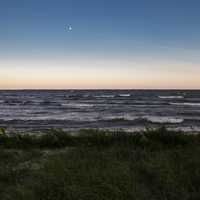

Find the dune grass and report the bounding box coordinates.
[0,128,200,199]
[0,127,199,149]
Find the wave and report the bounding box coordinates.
[3,99,40,106]
[158,96,184,99]
[170,102,200,106]
[143,116,184,124]
[61,103,94,108]
[119,94,131,97]
[94,95,115,98]
[102,115,137,121]
[101,115,184,124]
[65,94,83,98]
[39,101,61,106]
[22,101,36,105]
[4,99,22,105]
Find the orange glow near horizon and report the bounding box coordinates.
[0,58,200,89]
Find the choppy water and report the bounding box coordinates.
[0,90,200,133]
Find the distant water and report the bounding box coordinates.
[0,90,200,133]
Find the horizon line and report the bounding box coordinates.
[0,88,200,91]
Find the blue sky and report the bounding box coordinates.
[0,0,200,89]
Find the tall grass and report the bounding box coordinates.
[0,127,199,149]
[0,128,200,199]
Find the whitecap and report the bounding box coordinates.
[170,102,200,106]
[119,94,131,97]
[144,116,184,124]
[158,96,184,99]
[61,103,93,108]
[94,95,115,98]
[103,115,137,121]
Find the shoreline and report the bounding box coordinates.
[1,118,200,134]
[1,124,200,135]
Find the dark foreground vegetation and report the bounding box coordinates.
[0,128,200,200]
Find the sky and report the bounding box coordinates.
[0,0,200,89]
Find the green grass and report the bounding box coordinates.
[0,127,199,150]
[0,128,200,199]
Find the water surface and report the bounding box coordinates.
[0,90,200,133]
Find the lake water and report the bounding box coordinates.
[0,90,200,133]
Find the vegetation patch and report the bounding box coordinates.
[0,127,200,199]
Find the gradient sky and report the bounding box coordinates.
[0,0,200,89]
